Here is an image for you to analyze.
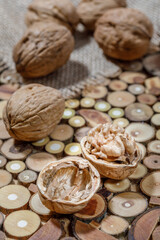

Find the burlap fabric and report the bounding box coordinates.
[0,0,160,98]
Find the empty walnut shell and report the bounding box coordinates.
[77,0,126,31]
[25,0,79,31]
[81,124,141,180]
[37,156,100,214]
[3,84,65,142]
[13,21,74,78]
[94,8,153,60]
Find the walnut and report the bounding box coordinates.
[77,0,126,31]
[25,0,79,31]
[3,84,65,142]
[13,21,74,78]
[94,8,153,60]
[37,156,100,214]
[81,123,141,179]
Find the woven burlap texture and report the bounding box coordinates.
[0,0,160,98]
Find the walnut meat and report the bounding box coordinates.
[94,8,153,60]
[25,0,79,31]
[13,21,74,78]
[3,84,65,142]
[37,156,100,214]
[81,123,141,179]
[77,0,126,31]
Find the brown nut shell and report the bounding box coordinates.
[37,156,100,214]
[3,84,65,142]
[13,21,74,78]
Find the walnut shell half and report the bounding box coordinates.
[3,84,65,142]
[37,156,100,214]
[13,21,74,78]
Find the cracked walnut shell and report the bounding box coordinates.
[94,8,153,60]
[37,156,100,214]
[3,84,65,142]
[81,123,141,179]
[13,21,74,78]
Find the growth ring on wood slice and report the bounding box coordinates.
[107,91,135,107]
[128,163,147,181]
[65,99,80,109]
[0,169,12,188]
[0,100,7,119]
[50,124,74,144]
[125,103,153,121]
[137,93,157,106]
[62,108,75,120]
[104,178,131,193]
[4,210,40,239]
[147,140,160,154]
[108,192,148,218]
[82,85,108,99]
[109,80,127,91]
[125,123,155,142]
[64,143,82,156]
[32,136,49,147]
[94,101,111,112]
[113,118,129,128]
[140,171,160,197]
[74,127,91,143]
[0,155,7,168]
[0,185,30,214]
[1,138,32,160]
[6,160,25,177]
[119,71,146,84]
[153,102,160,113]
[145,77,160,96]
[151,114,160,127]
[136,143,146,159]
[128,84,145,95]
[69,116,85,128]
[80,97,95,108]
[18,170,37,187]
[0,120,11,140]
[143,155,160,170]
[108,108,124,119]
[143,53,160,76]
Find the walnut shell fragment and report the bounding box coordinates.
[37,156,100,214]
[81,123,141,179]
[13,21,74,78]
[3,84,65,142]
[94,8,153,61]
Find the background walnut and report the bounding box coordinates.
[25,0,79,31]
[13,21,74,78]
[77,0,126,31]
[3,84,65,142]
[94,8,153,61]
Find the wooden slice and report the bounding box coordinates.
[113,118,129,128]
[100,215,129,237]
[130,184,140,193]
[32,137,50,147]
[0,155,7,168]
[74,194,107,222]
[156,129,160,140]
[119,72,146,84]
[1,139,32,160]
[29,218,63,240]
[0,84,19,100]
[143,155,160,170]
[18,170,37,187]
[137,93,157,106]
[128,84,145,95]
[151,114,160,127]
[0,169,12,188]
[94,101,111,112]
[108,108,124,119]
[64,143,82,156]
[117,60,143,72]
[0,69,22,84]
[45,141,64,158]
[6,160,26,177]
[93,74,111,86]
[140,171,160,197]
[128,207,160,240]
[143,53,160,76]
[82,85,108,99]
[108,192,148,218]
[136,143,146,159]
[0,120,11,140]
[65,99,80,109]
[62,108,75,120]
[80,98,95,108]
[0,100,7,119]
[152,225,160,240]
[145,77,160,96]
[104,178,131,193]
[101,68,122,79]
[28,183,38,195]
[107,91,135,107]
[125,103,153,121]
[0,231,5,240]
[147,140,160,154]
[0,185,30,214]
[26,152,57,172]
[149,196,160,207]
[69,116,85,128]
[50,124,74,144]
[74,127,91,143]
[97,188,113,201]
[125,123,155,142]
[78,109,111,128]
[153,102,160,113]
[4,210,40,239]
[109,80,127,91]
[73,220,117,240]
[128,163,148,180]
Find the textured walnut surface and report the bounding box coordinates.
[3,84,65,141]
[94,8,153,60]
[13,21,74,78]
[77,0,126,31]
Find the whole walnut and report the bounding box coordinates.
[13,21,74,78]
[77,0,126,31]
[25,0,79,31]
[94,8,153,61]
[3,84,65,142]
